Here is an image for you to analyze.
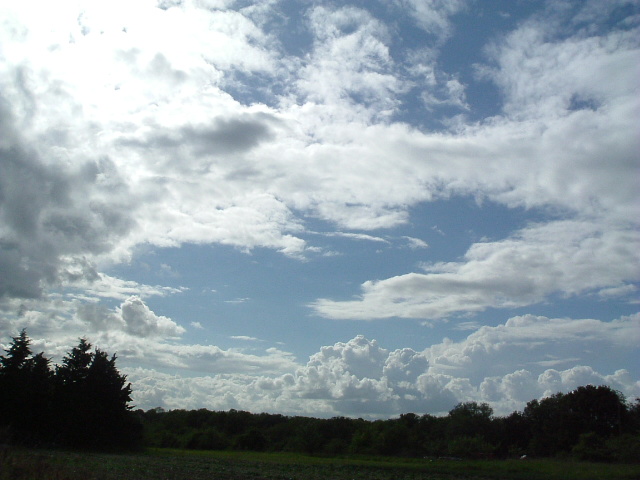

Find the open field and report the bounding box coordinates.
[2,448,640,480]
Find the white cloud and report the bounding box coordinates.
[225,298,250,305]
[118,296,185,338]
[2,0,637,294]
[480,2,640,121]
[78,273,187,301]
[425,313,640,383]
[317,231,390,244]
[402,236,429,250]
[598,284,638,299]
[231,335,259,341]
[394,0,467,41]
[4,305,637,417]
[480,366,639,415]
[297,5,403,113]
[311,220,640,320]
[0,0,637,419]
[120,313,640,416]
[76,295,184,338]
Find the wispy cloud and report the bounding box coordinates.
[402,236,429,249]
[224,298,251,305]
[231,335,260,342]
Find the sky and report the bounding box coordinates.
[0,0,639,418]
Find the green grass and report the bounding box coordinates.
[2,447,639,480]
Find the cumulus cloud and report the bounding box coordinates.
[77,296,184,338]
[425,313,640,381]
[5,297,636,417]
[121,313,640,417]
[119,296,185,337]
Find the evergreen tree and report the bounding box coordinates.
[22,351,54,443]
[0,331,140,449]
[0,329,32,372]
[0,330,53,444]
[56,337,92,385]
[53,338,94,446]
[54,339,141,449]
[85,349,139,449]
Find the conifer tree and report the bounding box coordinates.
[0,329,32,372]
[1,331,140,449]
[54,338,141,449]
[85,349,137,448]
[0,330,53,444]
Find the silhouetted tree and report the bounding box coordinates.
[0,330,53,444]
[496,411,530,457]
[0,329,32,371]
[447,402,494,438]
[0,330,32,435]
[565,385,625,437]
[54,338,95,446]
[318,416,357,454]
[443,402,496,458]
[628,398,640,432]
[85,349,139,448]
[524,385,629,457]
[54,339,141,449]
[524,393,571,456]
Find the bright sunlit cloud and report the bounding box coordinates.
[0,0,638,418]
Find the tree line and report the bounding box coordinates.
[140,388,640,462]
[1,330,639,461]
[0,330,141,450]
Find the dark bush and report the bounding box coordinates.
[572,432,612,462]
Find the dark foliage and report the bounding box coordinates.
[523,385,629,457]
[0,330,53,444]
[140,388,639,462]
[0,330,141,450]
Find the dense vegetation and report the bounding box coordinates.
[1,329,639,464]
[139,387,640,462]
[0,330,141,450]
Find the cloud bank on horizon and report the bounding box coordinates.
[0,0,638,417]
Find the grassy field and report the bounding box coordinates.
[2,447,640,480]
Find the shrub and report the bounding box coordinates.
[572,432,612,462]
[606,433,640,463]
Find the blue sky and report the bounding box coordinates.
[1,0,638,417]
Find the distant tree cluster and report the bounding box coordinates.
[0,330,141,450]
[141,386,640,462]
[2,329,639,462]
